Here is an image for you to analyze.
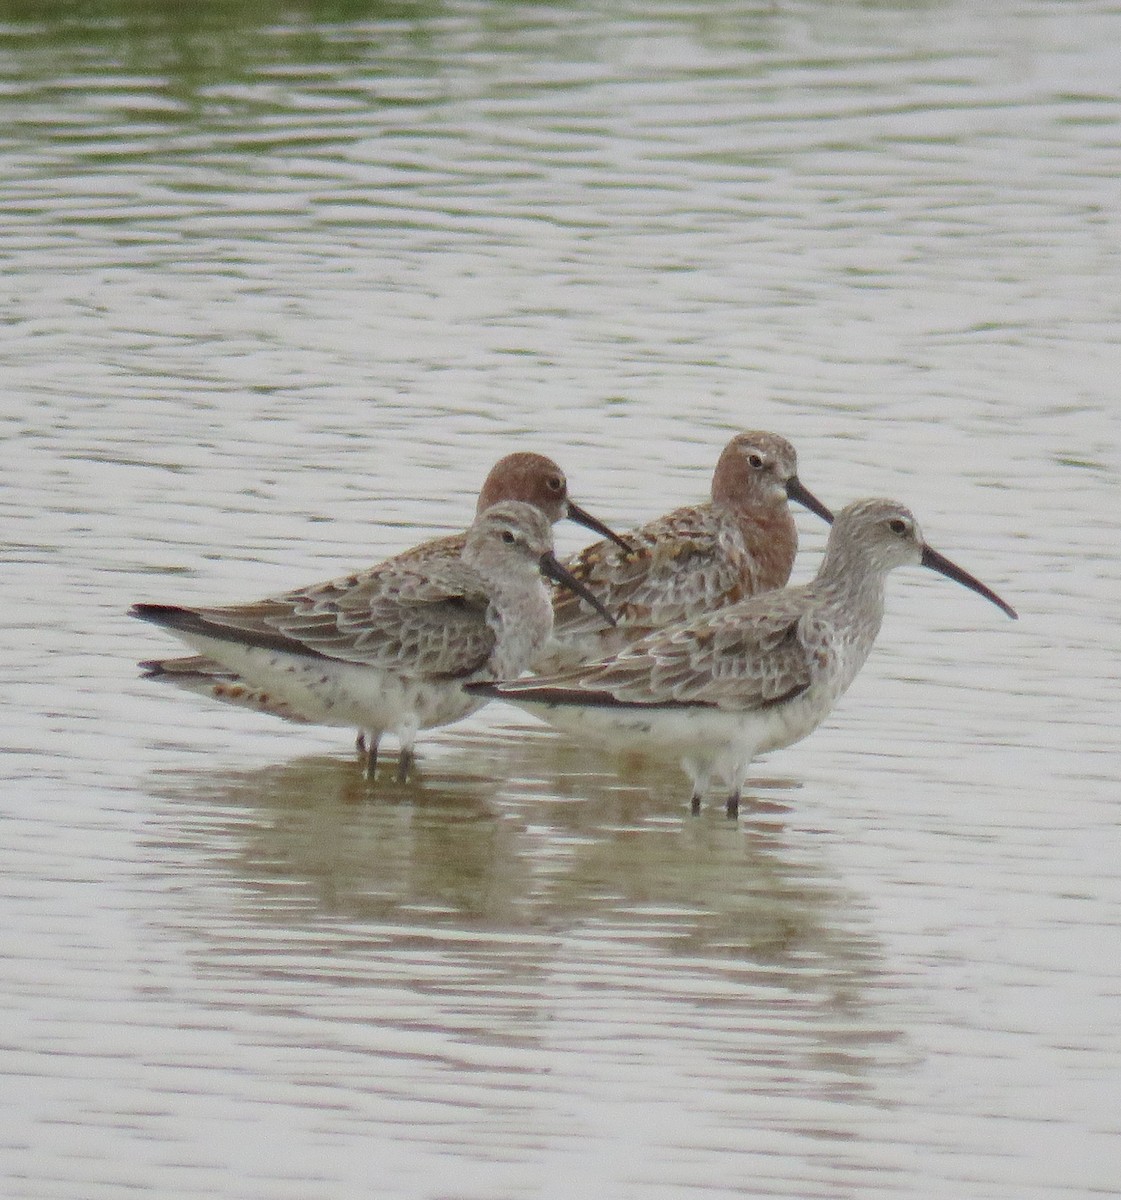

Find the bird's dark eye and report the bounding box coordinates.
[546,476,564,492]
[501,530,517,544]
[747,453,765,470]
[888,519,907,535]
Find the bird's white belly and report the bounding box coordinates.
[510,686,837,768]
[170,634,482,735]
[331,661,483,733]
[515,701,761,760]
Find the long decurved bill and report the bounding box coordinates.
[786,476,834,525]
[921,545,1018,619]
[566,500,632,552]
[539,551,617,626]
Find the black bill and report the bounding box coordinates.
[920,545,1018,619]
[566,500,632,552]
[785,476,834,525]
[539,551,617,626]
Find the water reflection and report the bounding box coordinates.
[152,742,829,932]
[146,729,888,1022]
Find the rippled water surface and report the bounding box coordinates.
[2,1,1119,1196]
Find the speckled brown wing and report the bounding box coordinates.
[186,559,498,679]
[496,585,827,711]
[553,503,744,637]
[379,529,468,567]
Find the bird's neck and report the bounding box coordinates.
[811,543,889,675]
[482,570,554,678]
[727,502,797,592]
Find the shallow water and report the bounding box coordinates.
[2,1,1119,1196]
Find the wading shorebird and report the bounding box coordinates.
[132,502,616,782]
[534,432,833,673]
[471,498,1017,817]
[138,451,628,770]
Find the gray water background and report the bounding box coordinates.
[1,1,1119,1196]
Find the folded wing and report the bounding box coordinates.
[489,587,827,711]
[136,560,498,680]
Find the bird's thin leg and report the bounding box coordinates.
[359,733,380,781]
[394,717,420,785]
[683,758,709,816]
[726,757,754,819]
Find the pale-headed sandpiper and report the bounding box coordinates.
[133,501,616,781]
[472,498,1017,816]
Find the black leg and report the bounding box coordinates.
[359,734,379,781]
[690,792,702,816]
[725,792,740,819]
[396,747,414,784]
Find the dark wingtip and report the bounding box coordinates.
[130,602,181,625]
[130,603,220,635]
[131,602,332,661]
[463,680,502,698]
[465,678,704,710]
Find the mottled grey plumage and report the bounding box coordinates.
[132,502,613,780]
[472,498,1017,815]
